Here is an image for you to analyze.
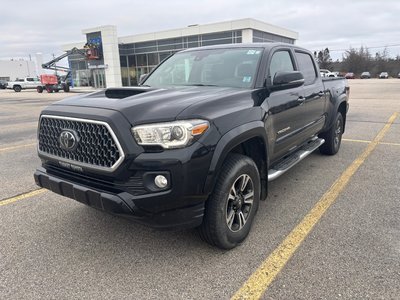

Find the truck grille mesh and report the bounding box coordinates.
[38,116,121,169]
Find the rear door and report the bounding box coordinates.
[26,77,38,89]
[294,51,326,133]
[263,48,307,162]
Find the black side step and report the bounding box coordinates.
[268,137,325,181]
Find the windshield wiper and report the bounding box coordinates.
[181,83,218,87]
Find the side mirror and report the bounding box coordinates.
[139,73,148,85]
[271,71,304,91]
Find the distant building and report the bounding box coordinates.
[0,60,37,81]
[62,18,298,88]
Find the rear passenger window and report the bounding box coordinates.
[295,52,317,85]
[268,51,294,81]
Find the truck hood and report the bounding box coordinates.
[53,86,255,125]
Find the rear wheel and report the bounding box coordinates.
[37,86,43,93]
[199,154,260,249]
[63,84,70,92]
[13,85,21,92]
[319,112,343,155]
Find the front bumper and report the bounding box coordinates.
[34,167,205,229]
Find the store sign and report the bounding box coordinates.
[88,64,108,69]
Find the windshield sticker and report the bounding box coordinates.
[243,76,252,83]
[246,50,261,55]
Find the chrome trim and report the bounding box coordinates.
[38,115,125,172]
[268,137,325,181]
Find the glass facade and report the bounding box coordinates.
[68,53,91,87]
[252,30,295,44]
[119,30,243,86]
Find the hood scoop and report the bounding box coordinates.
[87,87,155,99]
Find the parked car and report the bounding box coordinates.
[34,43,349,249]
[345,72,355,79]
[320,69,337,77]
[379,72,389,79]
[0,80,8,89]
[6,77,40,92]
[360,72,371,79]
[398,72,400,79]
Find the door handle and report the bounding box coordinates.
[297,96,306,102]
[318,91,325,96]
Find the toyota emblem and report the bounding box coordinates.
[59,130,78,150]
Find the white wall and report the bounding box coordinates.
[0,60,37,80]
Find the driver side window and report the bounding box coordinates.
[268,50,295,83]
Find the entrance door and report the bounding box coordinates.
[93,69,106,88]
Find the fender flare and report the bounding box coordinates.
[203,121,268,194]
[325,96,348,132]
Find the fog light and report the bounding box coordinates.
[154,175,168,188]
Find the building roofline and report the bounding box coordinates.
[61,18,298,51]
[118,18,298,44]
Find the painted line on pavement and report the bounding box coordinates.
[343,138,400,147]
[0,142,37,153]
[0,189,46,207]
[231,112,398,300]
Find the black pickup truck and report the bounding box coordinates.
[34,43,349,249]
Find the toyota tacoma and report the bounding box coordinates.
[34,43,349,249]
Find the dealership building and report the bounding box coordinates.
[62,18,298,89]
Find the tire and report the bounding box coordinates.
[54,88,59,93]
[13,85,21,92]
[319,112,344,155]
[199,153,260,249]
[46,87,53,93]
[63,84,70,92]
[37,86,43,93]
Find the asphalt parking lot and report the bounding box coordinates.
[0,80,399,299]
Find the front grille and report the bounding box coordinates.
[38,115,124,170]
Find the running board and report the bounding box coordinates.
[268,137,325,181]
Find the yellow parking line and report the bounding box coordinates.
[380,141,400,146]
[342,139,400,147]
[0,142,37,152]
[0,189,46,207]
[231,112,398,300]
[342,138,371,144]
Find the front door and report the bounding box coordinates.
[93,69,106,88]
[263,49,306,162]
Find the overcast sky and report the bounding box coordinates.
[1,0,399,62]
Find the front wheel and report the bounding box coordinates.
[319,112,343,155]
[13,86,21,92]
[199,154,260,249]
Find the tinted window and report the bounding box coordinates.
[295,52,317,85]
[145,48,263,89]
[269,51,294,82]
[26,78,34,82]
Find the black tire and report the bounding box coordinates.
[319,112,344,155]
[46,87,53,93]
[199,153,260,249]
[37,86,43,93]
[13,85,21,92]
[63,85,70,92]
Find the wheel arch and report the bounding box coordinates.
[204,121,269,199]
[337,100,348,133]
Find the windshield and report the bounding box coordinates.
[143,48,263,89]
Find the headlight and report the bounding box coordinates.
[132,119,209,149]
